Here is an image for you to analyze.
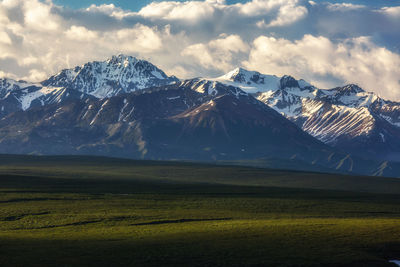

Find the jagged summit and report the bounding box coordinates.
[0,55,180,114]
[220,67,279,85]
[217,68,317,94]
[106,54,138,64]
[334,84,365,94]
[222,67,262,83]
[280,75,299,89]
[214,68,400,161]
[42,55,179,98]
[215,67,280,93]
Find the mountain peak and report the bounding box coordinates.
[106,54,139,66]
[42,55,179,98]
[221,67,261,83]
[337,84,365,94]
[280,75,299,89]
[217,67,281,92]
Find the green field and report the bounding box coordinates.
[0,155,399,266]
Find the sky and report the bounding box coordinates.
[1,0,400,100]
[51,0,400,10]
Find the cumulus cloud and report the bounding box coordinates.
[138,0,306,23]
[23,0,60,31]
[0,0,310,81]
[256,1,308,28]
[182,34,249,72]
[0,0,184,81]
[0,31,12,45]
[65,26,99,41]
[380,6,400,17]
[85,3,135,19]
[0,0,400,100]
[139,1,216,21]
[244,34,400,100]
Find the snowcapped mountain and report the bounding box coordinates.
[0,78,92,117]
[215,68,280,93]
[217,68,400,161]
[0,76,397,177]
[215,68,311,93]
[0,55,178,116]
[42,54,179,98]
[0,79,37,97]
[0,79,334,166]
[1,55,400,176]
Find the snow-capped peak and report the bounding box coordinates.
[106,54,139,66]
[280,75,300,89]
[0,78,37,91]
[214,67,280,93]
[219,67,278,85]
[333,84,365,95]
[220,67,258,83]
[0,78,42,99]
[42,55,179,98]
[320,84,377,107]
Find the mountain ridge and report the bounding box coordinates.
[42,54,179,98]
[0,55,400,176]
[216,67,400,161]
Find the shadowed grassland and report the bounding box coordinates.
[0,155,399,266]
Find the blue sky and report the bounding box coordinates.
[52,0,400,10]
[2,0,400,100]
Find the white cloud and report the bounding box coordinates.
[138,0,307,25]
[0,0,184,81]
[257,1,308,28]
[0,0,309,82]
[85,4,135,19]
[0,31,12,45]
[326,3,365,12]
[244,34,400,100]
[0,70,16,80]
[0,0,400,102]
[112,25,163,53]
[23,0,60,31]
[182,34,249,72]
[268,3,307,27]
[139,1,215,21]
[380,6,400,17]
[21,56,38,66]
[25,69,47,82]
[2,0,22,9]
[65,26,98,41]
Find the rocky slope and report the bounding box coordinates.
[0,81,328,161]
[217,68,400,161]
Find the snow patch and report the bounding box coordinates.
[214,68,280,93]
[90,100,109,125]
[167,96,180,100]
[18,86,64,110]
[19,90,42,110]
[379,133,385,142]
[298,79,312,89]
[152,70,164,79]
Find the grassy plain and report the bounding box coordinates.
[0,155,399,266]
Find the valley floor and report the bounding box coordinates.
[0,155,399,266]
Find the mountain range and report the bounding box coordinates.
[1,54,400,177]
[215,68,400,162]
